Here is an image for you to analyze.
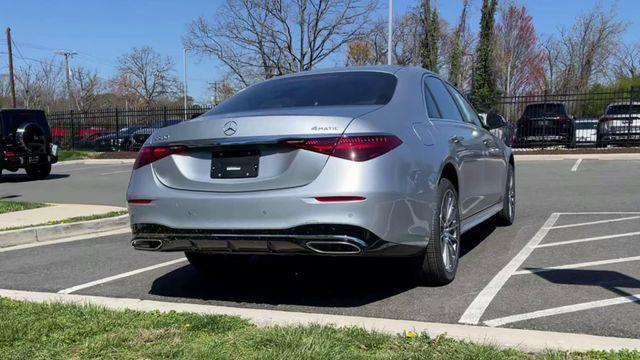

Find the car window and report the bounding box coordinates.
[446,84,481,126]
[606,105,640,115]
[424,77,463,121]
[207,72,397,115]
[423,79,442,118]
[523,104,566,117]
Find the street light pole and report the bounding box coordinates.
[183,48,188,120]
[387,0,393,65]
[54,50,77,106]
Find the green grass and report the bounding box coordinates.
[57,150,100,162]
[1,210,127,231]
[0,201,47,215]
[0,298,638,359]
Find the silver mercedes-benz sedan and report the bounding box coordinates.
[127,66,514,284]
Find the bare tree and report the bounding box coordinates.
[113,46,178,106]
[612,42,640,79]
[184,0,377,88]
[14,59,64,110]
[70,66,102,111]
[495,2,545,96]
[550,6,627,92]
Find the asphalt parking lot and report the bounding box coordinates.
[1,158,640,339]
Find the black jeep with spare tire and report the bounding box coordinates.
[0,109,58,180]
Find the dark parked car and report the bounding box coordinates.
[93,126,145,151]
[0,109,58,180]
[128,119,182,151]
[598,102,640,147]
[516,103,575,147]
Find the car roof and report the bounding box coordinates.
[606,102,640,106]
[272,65,432,80]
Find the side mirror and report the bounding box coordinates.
[483,111,507,130]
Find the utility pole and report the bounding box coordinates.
[6,27,16,108]
[54,50,77,106]
[387,0,393,65]
[183,48,188,120]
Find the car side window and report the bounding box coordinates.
[423,79,442,118]
[424,77,463,121]
[446,84,482,127]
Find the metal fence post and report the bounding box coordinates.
[115,108,120,151]
[70,110,75,150]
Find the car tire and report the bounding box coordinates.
[185,251,251,275]
[496,163,515,226]
[25,163,51,180]
[418,178,460,285]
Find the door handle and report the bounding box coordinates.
[450,135,463,144]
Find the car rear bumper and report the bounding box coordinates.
[130,223,424,257]
[127,160,433,254]
[1,153,57,168]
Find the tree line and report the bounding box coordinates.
[1,0,638,112]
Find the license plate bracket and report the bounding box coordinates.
[211,149,259,179]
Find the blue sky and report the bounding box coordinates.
[1,0,638,103]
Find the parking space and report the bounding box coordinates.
[1,159,640,338]
[0,163,131,206]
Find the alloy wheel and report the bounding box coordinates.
[439,189,459,272]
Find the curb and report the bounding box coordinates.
[515,153,640,161]
[0,214,130,248]
[1,289,639,353]
[55,159,135,166]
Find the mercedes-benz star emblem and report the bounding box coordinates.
[223,121,238,136]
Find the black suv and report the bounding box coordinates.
[0,109,58,180]
[516,102,575,147]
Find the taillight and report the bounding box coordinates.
[558,115,570,121]
[280,135,402,162]
[133,145,188,169]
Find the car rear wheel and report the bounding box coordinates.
[25,163,51,180]
[185,251,251,275]
[496,163,515,225]
[418,178,460,285]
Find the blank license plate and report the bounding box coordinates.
[211,149,259,179]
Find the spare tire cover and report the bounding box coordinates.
[16,122,47,153]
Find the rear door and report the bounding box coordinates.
[423,76,487,219]
[447,84,506,207]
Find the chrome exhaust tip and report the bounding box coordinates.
[131,238,163,251]
[306,241,362,255]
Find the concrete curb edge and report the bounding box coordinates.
[54,159,135,166]
[0,214,130,248]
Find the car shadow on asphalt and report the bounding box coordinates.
[148,222,497,307]
[530,269,640,303]
[0,173,69,183]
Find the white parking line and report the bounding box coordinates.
[99,170,131,176]
[458,213,560,325]
[57,258,187,294]
[548,215,640,230]
[58,164,128,172]
[513,255,640,275]
[571,159,582,171]
[536,231,640,248]
[484,293,640,327]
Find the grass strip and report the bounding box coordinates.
[0,201,47,215]
[57,150,100,162]
[0,297,638,359]
[0,210,127,231]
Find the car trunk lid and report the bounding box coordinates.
[149,106,379,192]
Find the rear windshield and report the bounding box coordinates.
[208,72,397,115]
[522,104,566,117]
[1,110,49,137]
[606,105,640,115]
[575,121,598,129]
